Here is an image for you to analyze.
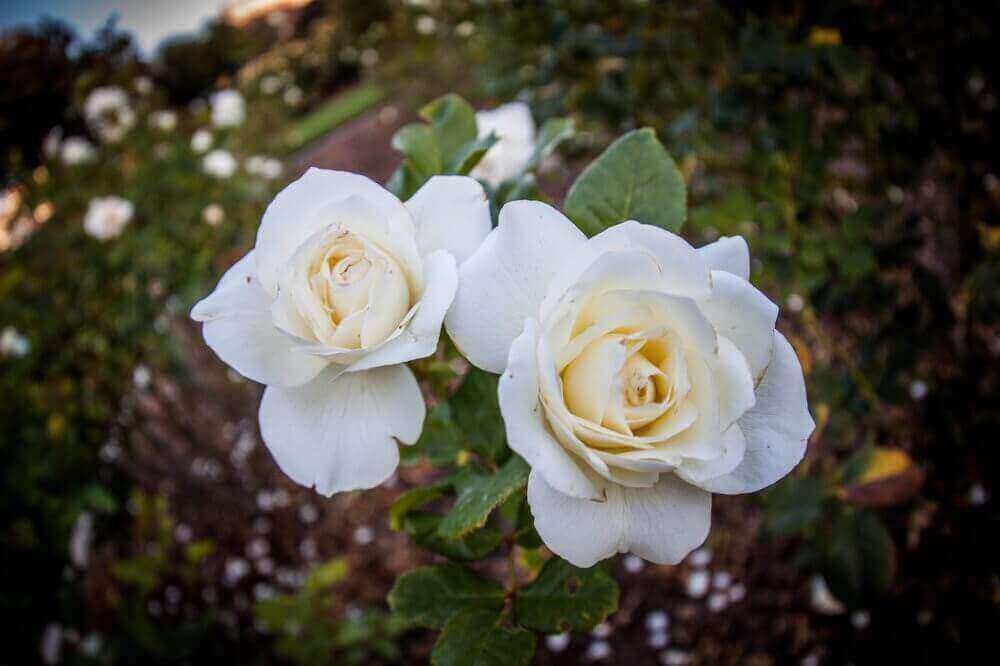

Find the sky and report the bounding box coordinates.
[0,0,231,55]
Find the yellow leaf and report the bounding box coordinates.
[856,448,913,485]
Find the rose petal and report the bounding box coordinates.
[498,319,603,500]
[698,235,750,280]
[527,471,711,567]
[699,270,778,384]
[406,175,491,265]
[191,250,327,387]
[712,335,757,428]
[347,250,458,372]
[675,424,747,485]
[254,169,421,296]
[698,332,815,494]
[445,200,587,373]
[259,364,424,496]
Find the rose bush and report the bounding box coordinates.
[446,201,815,566]
[192,168,491,495]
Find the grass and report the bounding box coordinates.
[285,83,385,152]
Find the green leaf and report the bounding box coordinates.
[420,94,479,170]
[401,402,465,467]
[451,368,507,463]
[392,123,441,179]
[821,508,897,608]
[390,484,448,530]
[402,514,503,561]
[523,116,574,174]
[438,455,529,539]
[763,475,827,537]
[450,132,499,174]
[431,609,536,666]
[305,557,349,593]
[388,564,505,629]
[564,127,686,235]
[514,557,619,633]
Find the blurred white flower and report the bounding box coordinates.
[133,364,151,389]
[83,196,133,241]
[623,554,644,573]
[909,379,928,400]
[43,127,63,158]
[810,575,845,615]
[69,512,94,568]
[786,293,805,313]
[545,632,570,653]
[191,129,213,153]
[283,85,303,107]
[203,149,238,179]
[150,110,178,132]
[851,610,871,629]
[202,203,225,226]
[210,89,246,128]
[246,155,283,180]
[686,570,710,598]
[61,137,96,165]
[471,102,536,187]
[260,75,282,95]
[585,640,612,661]
[40,624,62,665]
[455,21,476,38]
[353,525,375,545]
[224,557,250,585]
[1,326,30,358]
[645,610,669,632]
[360,48,379,68]
[707,591,728,612]
[689,547,712,568]
[134,75,153,95]
[84,86,135,142]
[415,15,437,35]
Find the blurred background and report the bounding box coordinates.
[1,1,996,663]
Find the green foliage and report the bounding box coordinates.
[564,128,686,235]
[285,83,385,151]
[438,455,529,539]
[763,475,827,537]
[820,508,897,608]
[388,93,497,199]
[431,609,536,666]
[388,564,505,629]
[513,557,619,634]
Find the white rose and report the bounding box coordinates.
[202,203,225,226]
[191,129,213,153]
[210,89,246,128]
[471,102,536,188]
[191,169,491,495]
[446,202,814,567]
[83,196,133,241]
[83,86,135,142]
[1,326,31,358]
[203,149,238,179]
[150,110,178,132]
[61,137,96,165]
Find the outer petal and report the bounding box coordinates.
[499,319,603,500]
[347,250,458,372]
[191,250,327,387]
[406,176,491,265]
[445,200,587,373]
[259,364,425,496]
[588,221,712,300]
[699,270,779,384]
[254,168,420,295]
[698,332,815,495]
[712,335,757,428]
[675,424,747,486]
[698,235,750,280]
[528,472,711,567]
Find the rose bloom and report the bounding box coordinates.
[202,203,225,226]
[83,86,135,142]
[210,89,246,128]
[192,169,490,494]
[60,137,96,165]
[202,149,238,179]
[191,129,213,153]
[83,196,133,241]
[447,202,814,566]
[150,110,178,132]
[471,102,536,188]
